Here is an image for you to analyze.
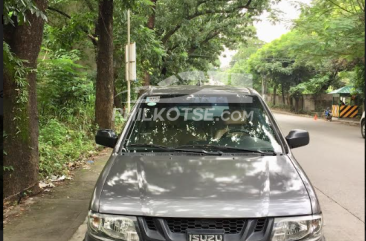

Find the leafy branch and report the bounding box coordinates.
[46,7,98,46]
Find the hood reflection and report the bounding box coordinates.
[99,154,311,218]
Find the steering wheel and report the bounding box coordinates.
[220,128,251,140]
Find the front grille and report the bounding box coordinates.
[165,218,246,234]
[145,217,158,230]
[254,218,266,232]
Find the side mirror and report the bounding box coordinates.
[95,129,118,148]
[285,129,309,149]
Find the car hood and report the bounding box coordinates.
[98,154,311,217]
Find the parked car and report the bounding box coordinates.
[361,111,365,139]
[85,86,325,241]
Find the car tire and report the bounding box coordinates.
[362,120,365,139]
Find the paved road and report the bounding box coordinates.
[274,113,365,240]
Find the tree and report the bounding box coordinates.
[294,0,365,97]
[232,0,365,105]
[141,0,278,84]
[226,39,265,89]
[229,39,265,68]
[142,0,158,88]
[95,0,115,129]
[293,0,364,63]
[3,0,47,198]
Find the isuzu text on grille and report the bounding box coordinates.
[189,234,223,241]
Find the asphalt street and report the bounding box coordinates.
[274,113,365,240]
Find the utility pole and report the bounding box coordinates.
[127,9,131,114]
[261,78,264,96]
[125,10,136,114]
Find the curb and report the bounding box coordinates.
[332,120,360,127]
[271,109,314,119]
[271,109,360,127]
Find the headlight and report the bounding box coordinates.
[271,214,323,241]
[88,211,140,241]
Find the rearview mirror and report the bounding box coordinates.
[285,129,309,149]
[95,129,118,148]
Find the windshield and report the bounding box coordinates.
[125,93,282,154]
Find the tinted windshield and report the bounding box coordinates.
[125,94,282,153]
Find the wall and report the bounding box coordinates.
[264,94,333,112]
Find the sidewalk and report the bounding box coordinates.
[3,150,110,241]
[332,117,360,126]
[271,109,360,126]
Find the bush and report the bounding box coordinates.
[38,119,96,178]
[37,48,99,178]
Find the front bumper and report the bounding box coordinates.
[84,219,326,241]
[85,233,326,241]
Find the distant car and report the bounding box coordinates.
[361,111,365,138]
[85,86,325,241]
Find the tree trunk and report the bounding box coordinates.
[143,71,151,87]
[113,51,124,109]
[281,84,285,105]
[3,0,47,199]
[147,0,157,29]
[95,0,114,129]
[295,97,299,113]
[273,84,277,106]
[141,0,157,91]
[114,86,123,109]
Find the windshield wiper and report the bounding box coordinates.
[128,143,170,150]
[175,144,277,155]
[173,148,220,155]
[127,144,275,155]
[127,143,220,155]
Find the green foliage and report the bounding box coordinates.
[113,0,166,89]
[43,12,95,50]
[7,0,363,181]
[354,65,365,99]
[3,42,29,106]
[148,0,277,82]
[293,0,364,63]
[38,119,95,177]
[3,166,15,172]
[229,39,266,68]
[3,42,32,141]
[37,48,94,120]
[245,32,317,96]
[289,76,330,96]
[235,0,365,99]
[37,47,98,178]
[4,0,48,26]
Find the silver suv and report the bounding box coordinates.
[85,86,325,241]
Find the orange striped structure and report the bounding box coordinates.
[332,105,339,117]
[332,105,358,118]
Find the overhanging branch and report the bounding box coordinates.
[161,0,254,44]
[46,7,98,45]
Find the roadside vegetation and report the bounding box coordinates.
[3,0,277,199]
[226,0,365,112]
[2,0,365,200]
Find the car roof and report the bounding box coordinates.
[145,85,259,96]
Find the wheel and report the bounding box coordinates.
[361,120,365,139]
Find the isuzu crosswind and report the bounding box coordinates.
[85,86,324,241]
